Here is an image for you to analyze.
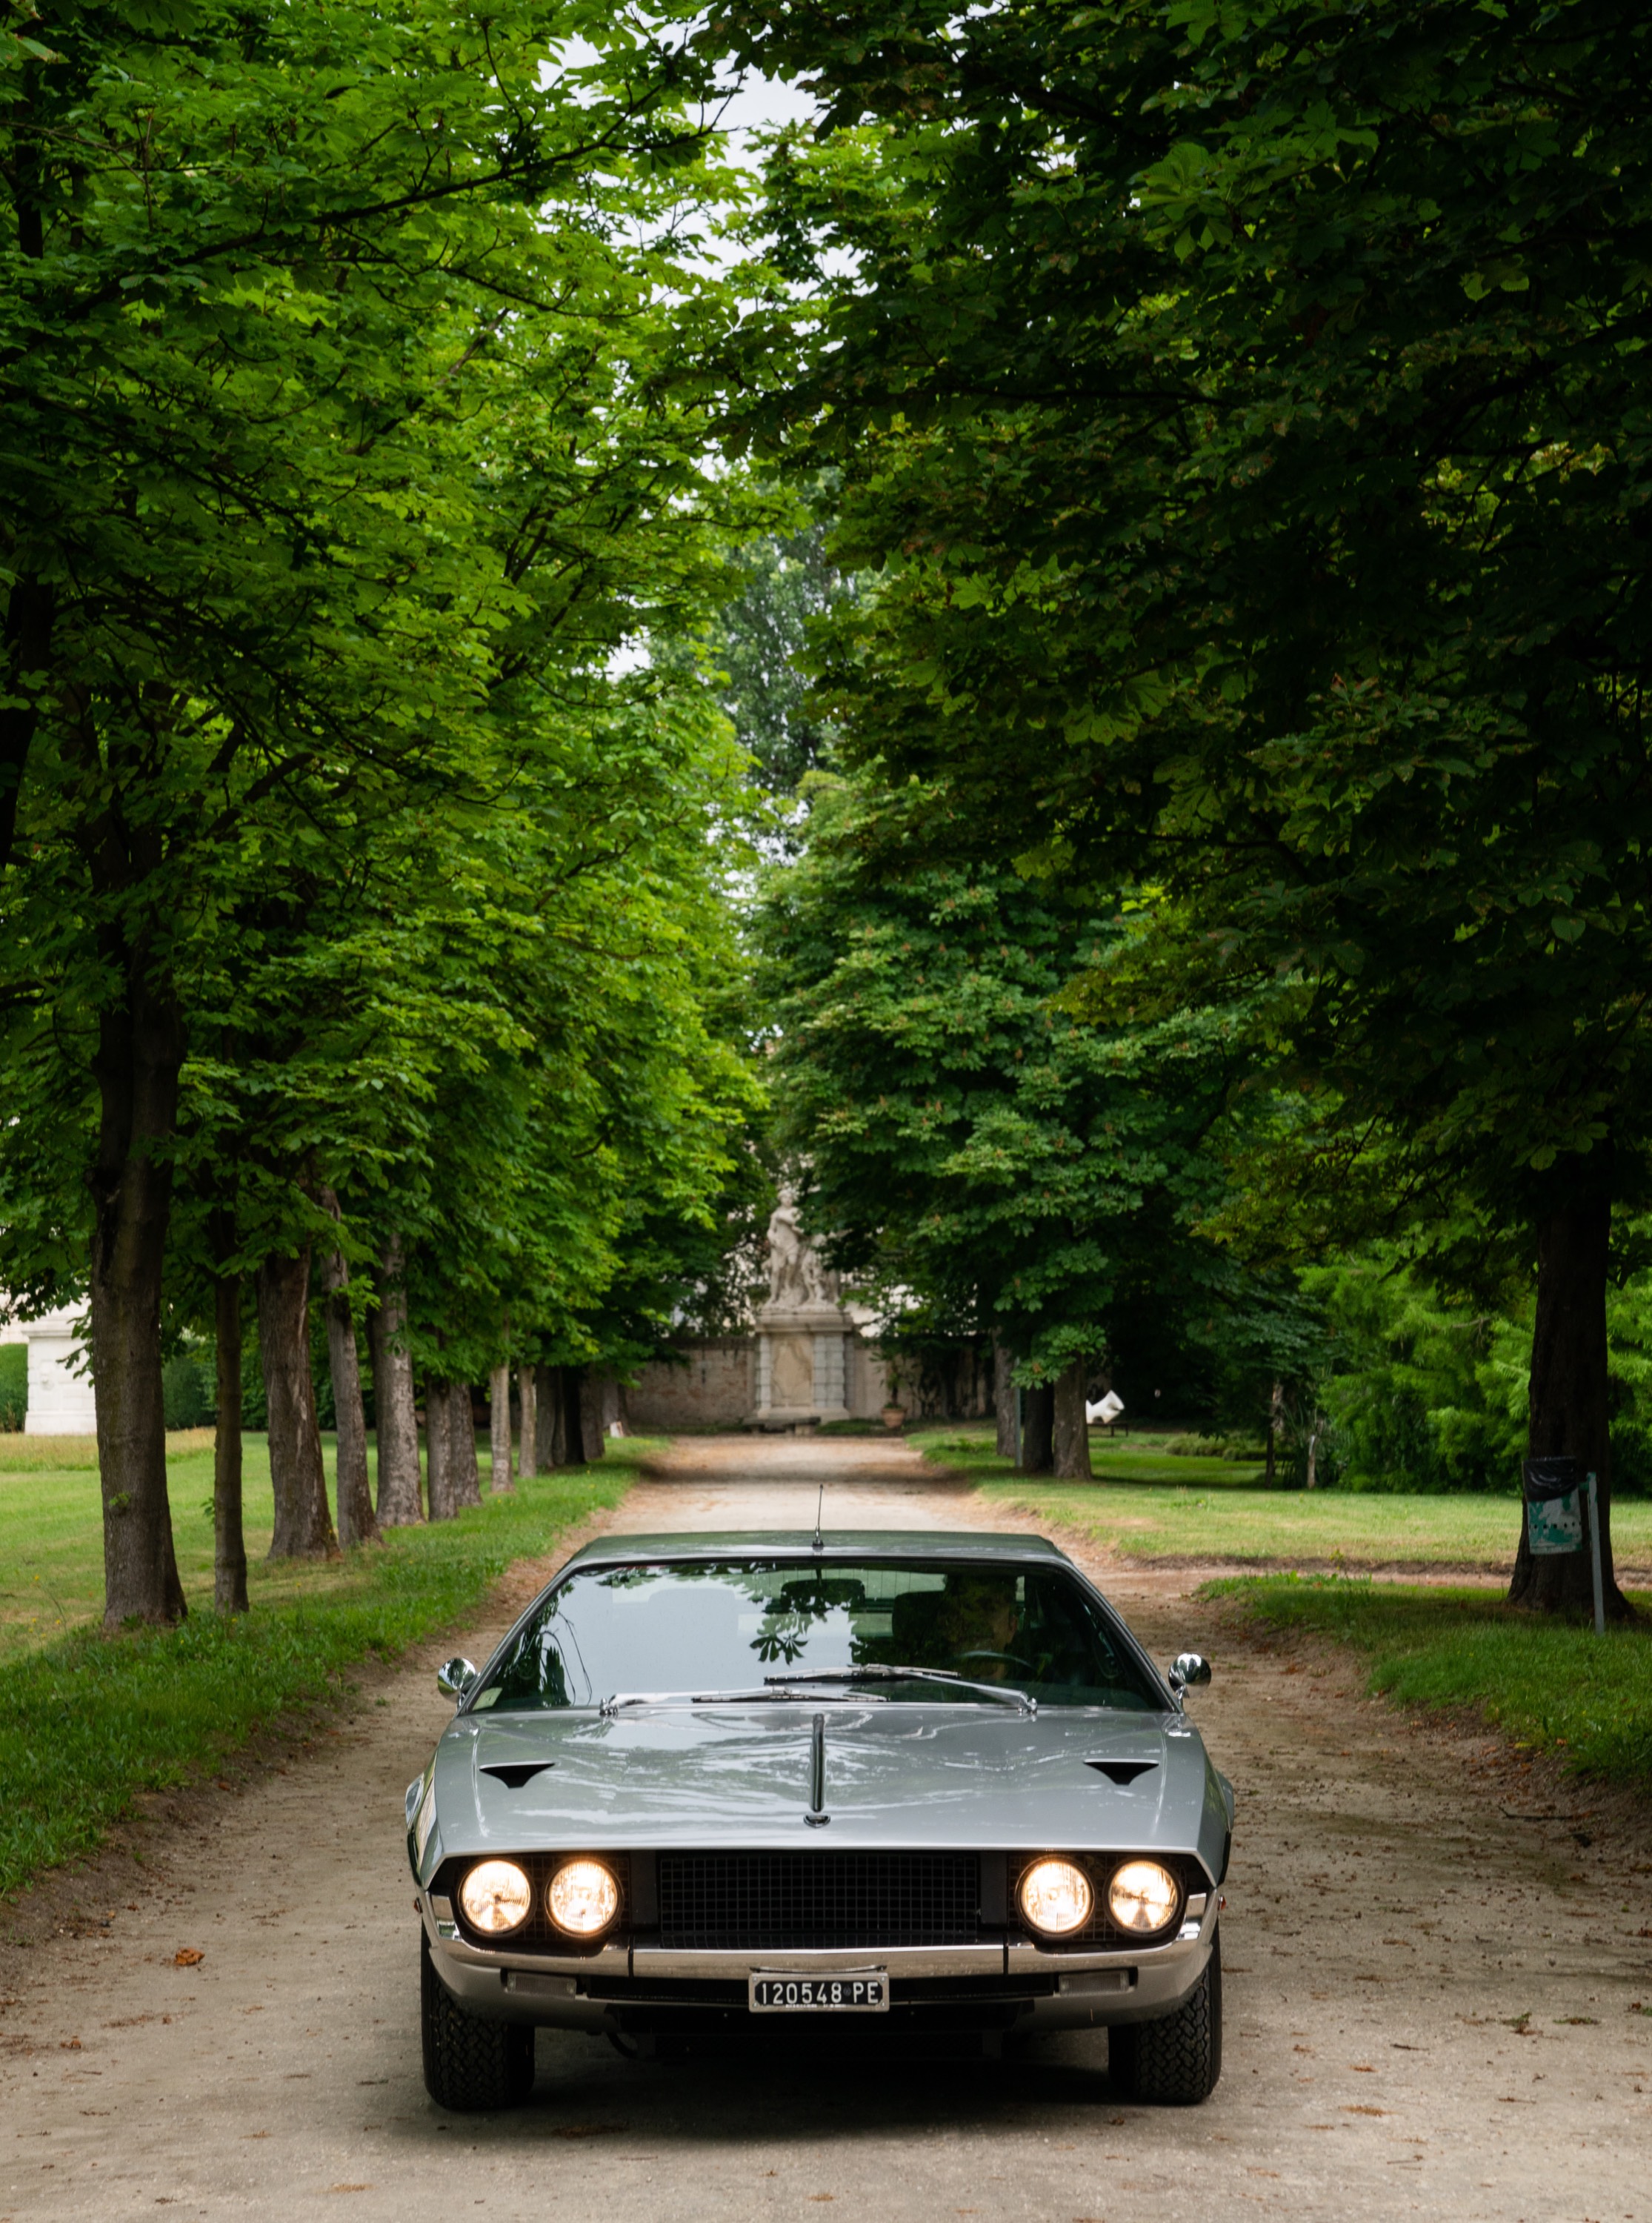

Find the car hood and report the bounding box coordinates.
[424,1703,1232,1879]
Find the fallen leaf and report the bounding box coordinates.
[1342,2105,1386,2116]
[327,2187,373,2196]
[172,1949,203,1969]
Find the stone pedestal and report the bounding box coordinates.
[5,1303,97,1434]
[749,1302,854,1430]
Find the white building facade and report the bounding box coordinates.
[0,1298,98,1434]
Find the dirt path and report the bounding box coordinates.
[2,1434,1649,2222]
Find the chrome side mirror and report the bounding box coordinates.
[1168,1652,1212,1699]
[437,1657,479,1702]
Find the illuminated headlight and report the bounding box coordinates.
[547,1858,620,1938]
[458,1858,532,1935]
[1108,1858,1180,1935]
[1018,1857,1094,1938]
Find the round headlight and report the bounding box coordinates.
[547,1858,620,1938]
[458,1858,532,1935]
[1018,1857,1094,1938]
[1108,1858,1180,1934]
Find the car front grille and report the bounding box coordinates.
[658,1851,982,1951]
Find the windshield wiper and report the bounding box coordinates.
[764,1665,1036,1715]
[600,1686,889,1715]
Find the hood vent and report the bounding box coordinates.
[480,1761,556,1790]
[1085,1759,1158,1787]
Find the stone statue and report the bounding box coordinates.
[765,1195,837,1310]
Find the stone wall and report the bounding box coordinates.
[625,1339,757,1431]
[626,1335,896,1429]
[895,1338,996,1422]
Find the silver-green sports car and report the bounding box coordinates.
[407,1529,1233,2110]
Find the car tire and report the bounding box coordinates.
[421,1933,536,2112]
[1109,1927,1222,2105]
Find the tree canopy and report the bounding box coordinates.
[759,771,1318,1448]
[0,0,765,1621]
[712,0,1652,1609]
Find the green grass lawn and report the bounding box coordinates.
[911,1422,1652,1569]
[1208,1573,1652,1788]
[0,1432,652,1898]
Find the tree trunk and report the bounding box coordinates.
[257,1247,337,1560]
[89,967,188,1628]
[993,1343,1017,1458]
[542,1365,563,1468]
[451,1382,483,1509]
[1052,1360,1093,1481]
[561,1366,587,1466]
[1018,1383,1055,1475]
[1509,1190,1631,1618]
[490,1364,514,1492]
[320,1197,377,1549]
[212,1261,248,1615]
[1265,1380,1282,1486]
[368,1237,422,1526]
[579,1370,609,1461]
[0,576,55,872]
[519,1364,538,1481]
[425,1380,456,1520]
[578,1369,609,1458]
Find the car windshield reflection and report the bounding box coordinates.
[469,1559,1163,1714]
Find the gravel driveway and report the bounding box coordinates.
[2,1434,1648,2222]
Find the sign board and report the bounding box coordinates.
[1527,1489,1584,1555]
[1522,1455,1582,1557]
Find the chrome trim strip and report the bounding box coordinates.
[631,1944,1006,1980]
[436,1935,633,1977]
[1006,1935,1198,1975]
[435,1932,1201,1980]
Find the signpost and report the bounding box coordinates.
[1585,1470,1606,1638]
[1522,1455,1607,1634]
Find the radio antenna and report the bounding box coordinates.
[812,1483,825,1553]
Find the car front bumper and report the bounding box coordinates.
[417,1892,1219,2037]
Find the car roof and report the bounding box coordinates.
[557,1529,1072,1569]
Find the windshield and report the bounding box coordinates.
[470,1558,1165,1714]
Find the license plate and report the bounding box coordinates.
[749,1972,889,2014]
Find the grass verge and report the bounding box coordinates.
[910,1423,1652,1569]
[0,1447,648,1899]
[1207,1573,1652,1788]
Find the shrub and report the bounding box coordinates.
[1162,1430,1268,1461]
[161,1344,214,1430]
[0,1343,25,1432]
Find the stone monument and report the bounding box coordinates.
[747,1193,856,1429]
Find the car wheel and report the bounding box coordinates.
[1109,1927,1222,2105]
[421,1932,535,2112]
